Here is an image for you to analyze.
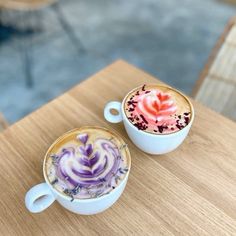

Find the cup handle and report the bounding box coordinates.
[25,183,56,213]
[104,101,123,123]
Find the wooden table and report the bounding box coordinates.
[1,60,236,235]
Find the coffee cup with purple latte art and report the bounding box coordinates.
[104,84,194,154]
[25,127,131,215]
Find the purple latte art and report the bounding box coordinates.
[45,128,130,200]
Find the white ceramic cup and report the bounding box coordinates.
[104,85,194,155]
[25,127,131,215]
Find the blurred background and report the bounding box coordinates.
[0,0,236,125]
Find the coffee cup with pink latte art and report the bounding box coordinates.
[104,84,194,154]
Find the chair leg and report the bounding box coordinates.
[19,11,34,88]
[23,40,33,87]
[51,1,85,54]
[0,113,9,131]
[0,9,2,25]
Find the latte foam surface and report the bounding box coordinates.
[124,84,192,134]
[45,127,130,200]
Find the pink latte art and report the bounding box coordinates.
[124,85,192,134]
[45,128,130,200]
[135,89,177,124]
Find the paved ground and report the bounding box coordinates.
[0,0,235,123]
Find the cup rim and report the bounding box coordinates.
[43,126,131,202]
[121,84,195,137]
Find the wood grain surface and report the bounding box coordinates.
[0,60,236,235]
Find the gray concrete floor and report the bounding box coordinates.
[0,0,235,123]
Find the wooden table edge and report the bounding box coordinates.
[2,59,236,137]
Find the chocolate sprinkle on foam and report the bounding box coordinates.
[184,117,190,125]
[140,114,148,124]
[51,179,58,185]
